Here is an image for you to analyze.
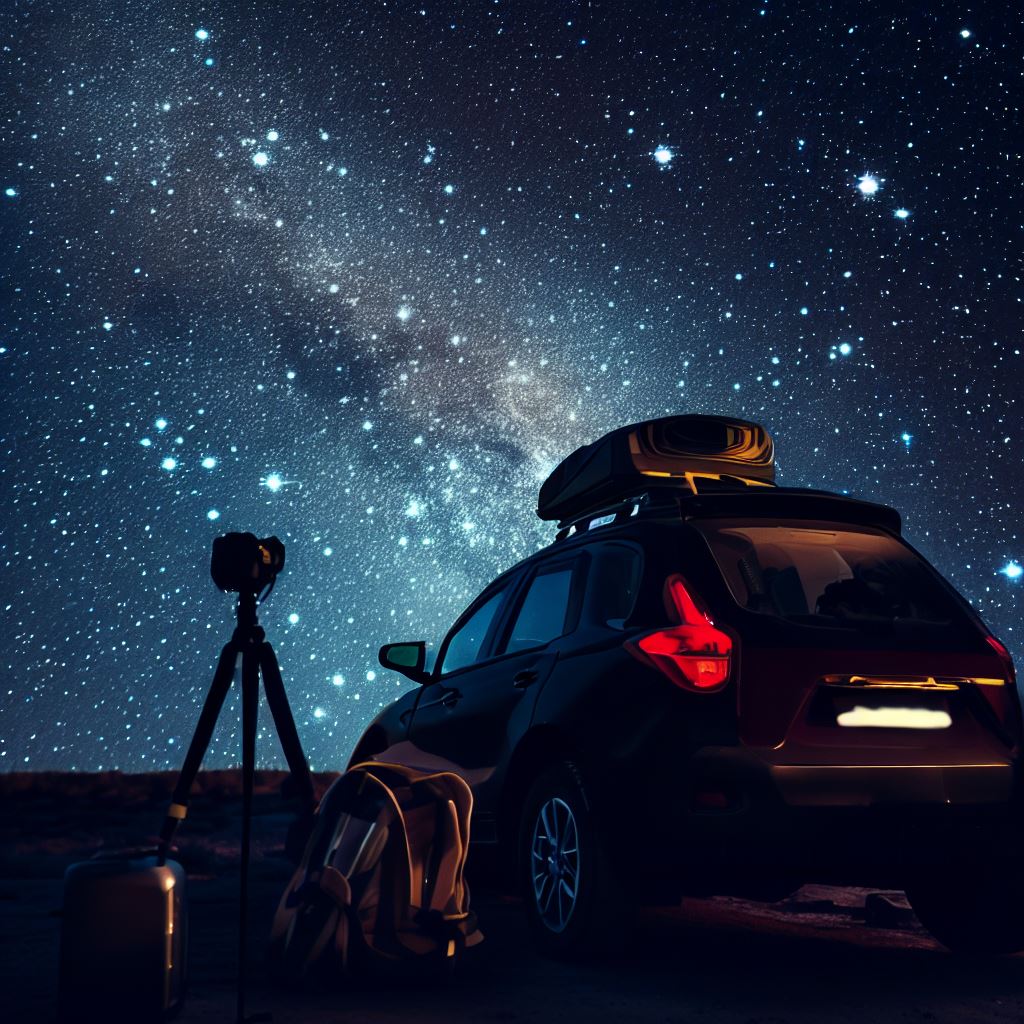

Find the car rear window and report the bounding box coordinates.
[696,519,972,638]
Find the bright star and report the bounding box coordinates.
[266,130,279,142]
[207,509,220,521]
[901,432,913,447]
[653,146,673,166]
[264,473,283,492]
[397,305,413,322]
[444,184,455,194]
[857,174,880,196]
[201,456,216,469]
[155,418,168,430]
[4,187,16,198]
[161,457,177,471]
[313,707,326,719]
[960,29,971,39]
[252,151,269,167]
[838,342,852,356]
[288,613,300,624]
[1002,561,1023,580]
[332,674,344,686]
[195,28,209,40]
[894,208,911,219]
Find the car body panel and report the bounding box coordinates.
[354,489,1023,891]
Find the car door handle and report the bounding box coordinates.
[512,669,539,690]
[418,687,462,712]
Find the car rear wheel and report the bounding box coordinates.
[519,762,628,958]
[907,869,1024,954]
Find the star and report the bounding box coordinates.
[264,473,284,491]
[653,146,673,166]
[1002,561,1022,580]
[856,174,880,196]
[894,208,911,219]
[195,28,209,41]
[252,151,270,167]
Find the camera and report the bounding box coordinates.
[210,533,285,593]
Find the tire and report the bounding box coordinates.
[518,761,628,958]
[907,869,1024,955]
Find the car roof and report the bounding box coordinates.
[478,486,902,597]
[546,485,900,545]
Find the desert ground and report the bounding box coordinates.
[2,771,1021,1024]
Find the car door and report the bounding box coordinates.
[408,554,586,823]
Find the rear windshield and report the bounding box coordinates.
[697,519,972,638]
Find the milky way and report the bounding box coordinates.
[2,4,1020,770]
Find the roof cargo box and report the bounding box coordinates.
[537,415,774,523]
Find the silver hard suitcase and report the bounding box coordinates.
[58,852,187,1021]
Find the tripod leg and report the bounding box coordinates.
[157,640,238,861]
[237,641,260,1024]
[259,641,316,809]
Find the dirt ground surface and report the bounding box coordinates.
[2,771,1022,1023]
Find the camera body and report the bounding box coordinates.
[210,533,285,593]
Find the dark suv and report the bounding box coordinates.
[351,416,1023,956]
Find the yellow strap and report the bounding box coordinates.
[167,802,188,820]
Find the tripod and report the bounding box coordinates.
[157,589,315,1024]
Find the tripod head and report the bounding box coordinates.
[234,590,261,635]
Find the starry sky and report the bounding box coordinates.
[2,2,1021,771]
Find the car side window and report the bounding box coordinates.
[438,588,507,675]
[501,566,575,654]
[594,544,643,628]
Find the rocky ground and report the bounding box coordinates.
[2,771,1021,1024]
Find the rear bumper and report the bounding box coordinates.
[628,746,1024,887]
[770,761,1014,807]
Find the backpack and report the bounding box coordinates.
[270,761,483,980]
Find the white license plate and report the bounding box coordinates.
[836,705,952,729]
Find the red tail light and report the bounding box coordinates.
[986,634,1017,687]
[631,576,733,692]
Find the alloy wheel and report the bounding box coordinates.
[530,796,580,933]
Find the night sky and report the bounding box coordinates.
[2,3,1021,771]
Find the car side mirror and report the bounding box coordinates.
[378,641,431,685]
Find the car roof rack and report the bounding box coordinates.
[552,485,902,542]
[553,474,772,540]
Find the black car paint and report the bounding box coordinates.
[352,491,1021,892]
